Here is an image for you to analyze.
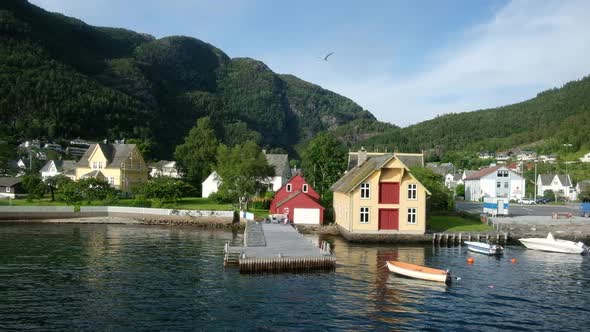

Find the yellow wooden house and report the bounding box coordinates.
[331,149,430,237]
[75,143,148,192]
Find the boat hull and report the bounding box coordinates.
[464,241,503,255]
[386,261,451,285]
[519,238,585,254]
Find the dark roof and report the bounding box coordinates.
[578,180,590,191]
[347,152,424,171]
[81,170,105,178]
[331,154,394,193]
[464,166,502,180]
[77,144,138,169]
[538,174,571,187]
[0,177,22,187]
[265,154,289,177]
[40,160,77,173]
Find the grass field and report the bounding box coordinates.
[429,214,493,232]
[0,197,270,218]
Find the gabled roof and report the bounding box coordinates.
[77,144,138,169]
[0,177,22,187]
[40,160,77,173]
[464,166,502,180]
[81,170,105,178]
[276,190,324,209]
[347,152,424,171]
[538,174,572,187]
[331,154,394,193]
[265,154,289,177]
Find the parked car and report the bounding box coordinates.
[536,197,552,204]
[518,198,536,205]
[580,203,590,217]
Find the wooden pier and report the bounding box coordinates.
[431,232,509,246]
[224,221,336,273]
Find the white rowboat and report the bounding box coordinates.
[464,241,504,256]
[519,232,590,255]
[386,260,452,285]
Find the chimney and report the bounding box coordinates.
[358,146,367,167]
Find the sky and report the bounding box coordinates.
[30,0,590,127]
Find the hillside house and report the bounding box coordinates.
[201,153,291,198]
[0,177,24,198]
[445,173,463,189]
[539,154,557,163]
[516,150,537,161]
[75,143,148,192]
[150,160,181,178]
[40,160,76,180]
[464,166,526,201]
[537,174,575,200]
[332,150,430,237]
[580,152,590,163]
[269,174,324,224]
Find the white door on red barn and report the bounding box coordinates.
[293,208,320,224]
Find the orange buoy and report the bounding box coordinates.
[467,257,474,264]
[510,258,517,264]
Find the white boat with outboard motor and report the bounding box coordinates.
[519,232,590,255]
[464,241,504,255]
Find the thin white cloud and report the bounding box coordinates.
[265,0,590,127]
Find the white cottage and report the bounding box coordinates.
[40,160,77,180]
[150,160,181,178]
[201,153,291,198]
[537,174,575,200]
[464,166,526,201]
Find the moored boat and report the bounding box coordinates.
[464,241,504,256]
[386,260,452,285]
[519,232,590,255]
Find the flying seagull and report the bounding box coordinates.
[319,51,334,61]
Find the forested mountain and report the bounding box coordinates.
[0,0,373,158]
[359,75,590,159]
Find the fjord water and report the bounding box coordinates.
[1,224,589,331]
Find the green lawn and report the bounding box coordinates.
[429,215,493,232]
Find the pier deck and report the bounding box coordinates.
[225,221,335,272]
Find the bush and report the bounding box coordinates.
[131,195,152,207]
[208,191,232,203]
[136,177,184,203]
[251,197,271,209]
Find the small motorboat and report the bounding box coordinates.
[386,260,452,285]
[464,241,504,256]
[519,232,590,255]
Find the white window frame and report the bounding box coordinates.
[407,208,417,224]
[98,161,103,169]
[302,184,308,193]
[360,183,370,199]
[92,161,97,169]
[360,207,369,223]
[5,186,10,193]
[286,184,292,192]
[408,184,417,200]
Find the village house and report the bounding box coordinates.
[478,152,494,159]
[538,154,557,163]
[444,173,463,189]
[496,153,510,162]
[0,177,25,198]
[426,162,454,176]
[537,174,575,200]
[74,143,148,192]
[40,160,77,180]
[331,149,430,238]
[516,150,537,161]
[464,165,526,201]
[149,160,181,178]
[580,152,590,163]
[201,153,291,198]
[269,173,324,224]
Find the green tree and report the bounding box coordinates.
[301,132,347,199]
[56,179,83,204]
[136,177,184,203]
[578,189,590,202]
[21,174,46,200]
[455,183,465,198]
[45,174,71,202]
[0,139,15,175]
[410,167,454,213]
[215,141,274,210]
[174,117,219,190]
[77,178,117,203]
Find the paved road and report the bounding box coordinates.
[456,201,581,217]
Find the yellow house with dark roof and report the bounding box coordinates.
[331,149,430,237]
[75,143,148,192]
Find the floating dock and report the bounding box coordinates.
[224,221,336,273]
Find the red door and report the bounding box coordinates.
[379,209,399,230]
[379,182,400,204]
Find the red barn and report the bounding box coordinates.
[269,174,325,224]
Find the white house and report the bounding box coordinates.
[516,150,537,161]
[537,174,575,200]
[40,160,77,180]
[478,152,494,159]
[580,152,590,163]
[444,173,463,189]
[201,153,291,198]
[496,154,510,162]
[538,154,557,163]
[150,160,181,178]
[464,166,526,202]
